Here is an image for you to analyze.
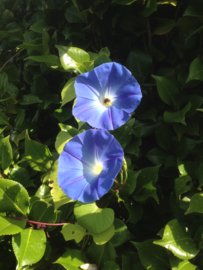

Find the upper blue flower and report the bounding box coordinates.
[58,129,124,203]
[72,62,142,130]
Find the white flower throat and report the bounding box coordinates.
[92,162,103,175]
[101,90,115,107]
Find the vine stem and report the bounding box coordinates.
[5,216,74,226]
[81,235,89,251]
[0,49,24,72]
[99,181,124,208]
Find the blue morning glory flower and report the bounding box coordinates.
[58,129,124,203]
[72,62,142,130]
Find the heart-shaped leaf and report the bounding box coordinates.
[154,219,199,260]
[74,201,114,234]
[12,228,46,268]
[0,179,29,216]
[54,249,84,270]
[61,223,87,243]
[0,216,26,236]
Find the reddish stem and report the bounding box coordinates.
[5,216,74,226]
[0,49,24,72]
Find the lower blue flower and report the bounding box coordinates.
[58,129,124,203]
[73,62,142,130]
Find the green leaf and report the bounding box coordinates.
[0,111,10,126]
[133,165,161,202]
[42,30,50,54]
[15,109,25,128]
[7,83,19,102]
[132,119,161,137]
[112,0,136,5]
[119,170,140,197]
[64,6,84,23]
[0,179,29,216]
[102,261,120,270]
[30,19,56,33]
[195,164,203,187]
[0,136,13,170]
[145,147,168,165]
[18,43,43,52]
[20,94,42,105]
[152,75,179,106]
[54,249,84,270]
[56,46,90,73]
[110,120,134,149]
[94,55,111,67]
[25,130,52,172]
[171,136,199,159]
[132,239,170,270]
[82,61,94,71]
[155,125,173,151]
[12,228,46,268]
[61,223,87,243]
[0,216,26,236]
[92,224,115,245]
[139,107,158,122]
[126,49,152,83]
[183,3,203,17]
[35,184,52,202]
[2,9,14,24]
[142,0,157,17]
[61,77,76,106]
[3,63,19,82]
[186,94,203,117]
[87,242,116,268]
[55,126,78,154]
[186,25,203,42]
[186,58,203,83]
[53,107,72,122]
[25,55,60,68]
[0,30,23,42]
[122,255,135,270]
[177,260,199,270]
[110,219,132,247]
[74,201,114,234]
[0,72,8,98]
[154,219,199,260]
[153,19,176,35]
[185,193,203,215]
[49,161,74,209]
[10,130,26,147]
[157,1,177,6]
[71,0,79,8]
[164,103,191,125]
[30,200,56,223]
[175,175,193,200]
[123,198,143,223]
[125,137,141,156]
[8,167,33,188]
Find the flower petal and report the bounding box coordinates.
[58,129,124,203]
[109,106,131,130]
[73,62,142,130]
[78,178,100,203]
[113,75,141,97]
[75,74,101,100]
[113,94,142,114]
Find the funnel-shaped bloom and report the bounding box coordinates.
[73,62,142,130]
[58,129,124,203]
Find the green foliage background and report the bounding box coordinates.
[1,0,203,269]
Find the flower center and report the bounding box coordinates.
[92,163,103,175]
[103,98,112,106]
